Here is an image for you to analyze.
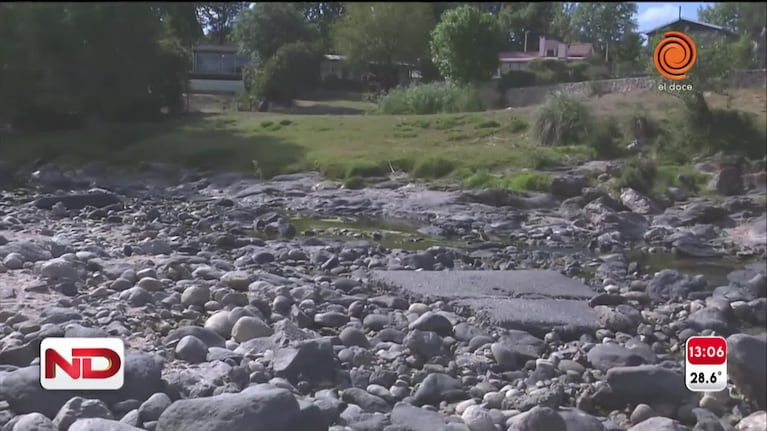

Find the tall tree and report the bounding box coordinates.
[430,5,505,84]
[196,2,246,44]
[299,2,345,48]
[332,3,434,89]
[570,2,638,63]
[155,3,204,47]
[499,3,570,51]
[0,3,189,128]
[698,2,767,68]
[233,3,318,63]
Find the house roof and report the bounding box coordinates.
[498,41,593,63]
[567,43,593,58]
[642,18,737,36]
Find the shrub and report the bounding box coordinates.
[251,41,322,103]
[507,116,529,133]
[499,70,537,90]
[505,172,552,192]
[654,98,767,162]
[345,160,387,178]
[590,116,625,159]
[475,120,500,129]
[528,59,570,84]
[412,157,456,178]
[703,108,766,158]
[376,82,482,115]
[234,92,256,112]
[619,158,657,195]
[343,176,366,189]
[459,170,551,192]
[624,111,659,142]
[462,170,500,188]
[567,61,591,82]
[533,94,593,147]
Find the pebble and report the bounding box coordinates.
[0,166,762,431]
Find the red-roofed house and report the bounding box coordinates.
[494,36,594,77]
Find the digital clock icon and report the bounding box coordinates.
[685,336,728,392]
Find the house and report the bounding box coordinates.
[643,17,738,48]
[320,54,419,87]
[187,45,420,95]
[189,45,249,94]
[494,36,594,77]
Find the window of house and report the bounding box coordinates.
[195,53,222,74]
[222,54,237,75]
[546,49,555,57]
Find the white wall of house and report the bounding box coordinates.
[189,79,245,94]
[494,62,529,78]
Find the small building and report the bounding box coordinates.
[643,17,738,48]
[189,45,249,94]
[320,54,419,87]
[494,36,594,77]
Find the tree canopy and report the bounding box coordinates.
[233,3,318,63]
[331,3,434,88]
[431,6,505,84]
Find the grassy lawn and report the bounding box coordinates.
[3,88,764,187]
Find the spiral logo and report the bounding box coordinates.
[653,31,697,81]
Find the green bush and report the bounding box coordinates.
[345,160,388,178]
[528,59,570,84]
[590,116,625,159]
[377,82,483,115]
[624,111,659,142]
[507,117,529,133]
[567,61,591,82]
[459,170,551,192]
[654,99,766,163]
[343,176,366,189]
[703,108,766,158]
[412,157,457,178]
[498,70,537,90]
[619,158,657,195]
[505,172,552,192]
[533,94,593,147]
[251,41,322,103]
[234,92,256,112]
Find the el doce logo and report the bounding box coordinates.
[654,31,697,81]
[40,338,124,390]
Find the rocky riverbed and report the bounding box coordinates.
[0,162,765,431]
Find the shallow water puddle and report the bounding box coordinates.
[631,251,762,286]
[251,215,466,251]
[251,214,764,282]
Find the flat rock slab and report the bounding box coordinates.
[34,189,122,210]
[370,270,598,337]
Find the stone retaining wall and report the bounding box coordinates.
[482,69,767,109]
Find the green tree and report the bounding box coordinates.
[698,2,767,68]
[571,2,638,63]
[234,3,318,63]
[155,3,204,48]
[0,4,189,129]
[499,3,571,51]
[331,3,434,89]
[251,41,323,103]
[646,32,750,112]
[299,2,345,49]
[430,5,505,84]
[196,2,246,45]
[613,31,643,76]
